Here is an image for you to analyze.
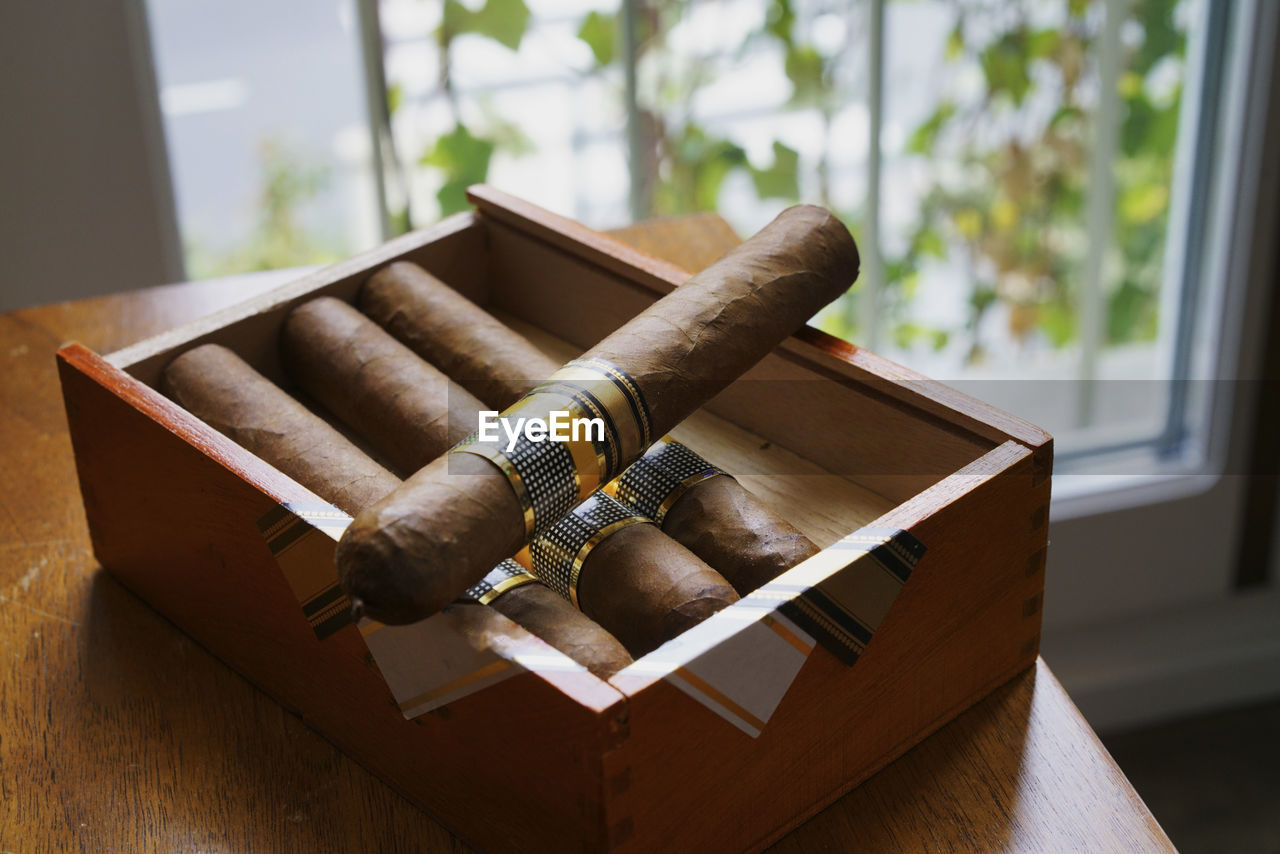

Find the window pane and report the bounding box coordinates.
[146,0,1209,467]
[375,0,1201,463]
[146,0,380,278]
[864,0,1190,451]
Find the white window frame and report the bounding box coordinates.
[1042,0,1280,731]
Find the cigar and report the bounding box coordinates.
[161,343,633,678]
[281,298,738,655]
[360,261,548,412]
[611,442,819,594]
[362,261,821,594]
[161,342,401,514]
[339,205,856,622]
[280,297,476,474]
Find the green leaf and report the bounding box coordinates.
[1122,92,1180,159]
[577,11,616,66]
[423,124,495,177]
[657,125,747,213]
[914,227,946,259]
[945,24,964,60]
[1027,29,1059,60]
[1134,0,1186,74]
[765,0,796,43]
[442,0,470,37]
[980,33,1033,105]
[748,142,800,200]
[1041,300,1076,348]
[694,140,747,210]
[1049,105,1083,130]
[785,45,825,105]
[467,0,530,50]
[423,124,495,214]
[893,321,924,349]
[1120,93,1181,159]
[891,320,948,351]
[969,285,997,314]
[387,82,404,116]
[436,180,472,216]
[1107,280,1154,344]
[907,101,955,154]
[900,270,921,300]
[388,206,413,235]
[1119,182,1169,226]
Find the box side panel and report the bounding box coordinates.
[605,440,1050,853]
[58,346,622,853]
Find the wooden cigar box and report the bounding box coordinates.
[57,186,1051,853]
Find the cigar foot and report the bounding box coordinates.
[336,453,528,624]
[337,530,435,624]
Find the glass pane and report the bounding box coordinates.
[377,0,1198,461]
[146,0,380,278]
[379,0,870,235]
[381,0,627,225]
[863,0,1190,449]
[148,0,1202,464]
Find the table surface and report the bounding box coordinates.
[0,216,1174,852]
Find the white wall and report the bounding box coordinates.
[0,0,183,311]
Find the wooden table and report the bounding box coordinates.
[0,218,1174,851]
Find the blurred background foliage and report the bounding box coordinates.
[381,0,1186,365]
[203,0,1186,368]
[883,0,1185,363]
[187,138,345,278]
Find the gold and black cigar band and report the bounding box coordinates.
[536,357,654,455]
[454,421,581,538]
[462,558,540,606]
[451,358,651,538]
[528,492,649,608]
[613,439,728,524]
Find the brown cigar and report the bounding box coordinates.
[281,298,737,655]
[360,261,549,413]
[161,343,633,677]
[338,204,857,623]
[362,261,820,594]
[280,297,476,474]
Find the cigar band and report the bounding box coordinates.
[613,439,729,524]
[528,491,650,608]
[462,558,540,606]
[451,357,651,537]
[532,357,653,478]
[453,434,579,538]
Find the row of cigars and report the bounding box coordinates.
[161,205,860,677]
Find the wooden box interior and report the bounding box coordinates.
[58,189,1052,853]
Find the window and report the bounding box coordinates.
[146,0,380,277]
[364,0,1234,476]
[144,0,1263,481]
